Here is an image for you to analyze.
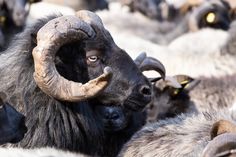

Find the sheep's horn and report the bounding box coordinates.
[202,133,236,157]
[136,54,166,80]
[33,11,112,102]
[134,52,147,65]
[210,119,236,139]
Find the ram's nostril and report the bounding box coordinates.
[140,85,151,96]
[111,112,120,120]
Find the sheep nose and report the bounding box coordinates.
[104,111,120,121]
[139,85,152,96]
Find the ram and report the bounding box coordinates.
[0,11,165,155]
[119,109,236,157]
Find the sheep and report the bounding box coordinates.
[119,109,236,157]
[145,71,236,122]
[145,74,198,123]
[43,0,108,11]
[0,0,41,50]
[182,74,236,113]
[97,2,236,78]
[120,0,179,21]
[147,74,236,122]
[0,147,88,157]
[134,53,196,122]
[0,97,27,145]
[136,54,236,123]
[98,0,232,45]
[0,10,165,155]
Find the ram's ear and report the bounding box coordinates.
[173,75,200,91]
[154,76,182,96]
[179,0,203,14]
[30,33,37,45]
[230,7,236,20]
[211,120,236,139]
[162,75,199,97]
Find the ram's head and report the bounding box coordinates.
[32,11,166,111]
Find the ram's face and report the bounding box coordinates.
[31,11,165,111]
[81,25,154,111]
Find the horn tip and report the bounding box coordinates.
[104,66,112,74]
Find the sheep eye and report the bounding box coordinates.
[88,56,98,63]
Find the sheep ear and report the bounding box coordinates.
[230,8,236,20]
[31,33,37,45]
[29,0,42,4]
[173,75,200,91]
[179,0,201,14]
[220,0,231,10]
[210,120,236,140]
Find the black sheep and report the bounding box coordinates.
[0,11,165,155]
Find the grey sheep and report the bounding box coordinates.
[146,73,236,122]
[0,147,88,157]
[119,109,236,157]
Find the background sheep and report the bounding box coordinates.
[93,0,236,79]
[0,147,88,157]
[0,97,27,145]
[146,74,199,123]
[134,53,197,122]
[0,11,164,155]
[98,0,233,45]
[43,0,108,11]
[187,74,236,112]
[119,109,236,157]
[146,72,236,123]
[0,0,41,50]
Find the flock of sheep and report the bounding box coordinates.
[0,0,236,157]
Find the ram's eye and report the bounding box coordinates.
[88,56,98,63]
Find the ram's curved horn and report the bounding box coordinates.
[135,52,166,80]
[33,11,112,102]
[202,133,236,157]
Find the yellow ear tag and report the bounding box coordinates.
[180,80,189,85]
[173,89,180,95]
[0,16,6,24]
[206,12,216,23]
